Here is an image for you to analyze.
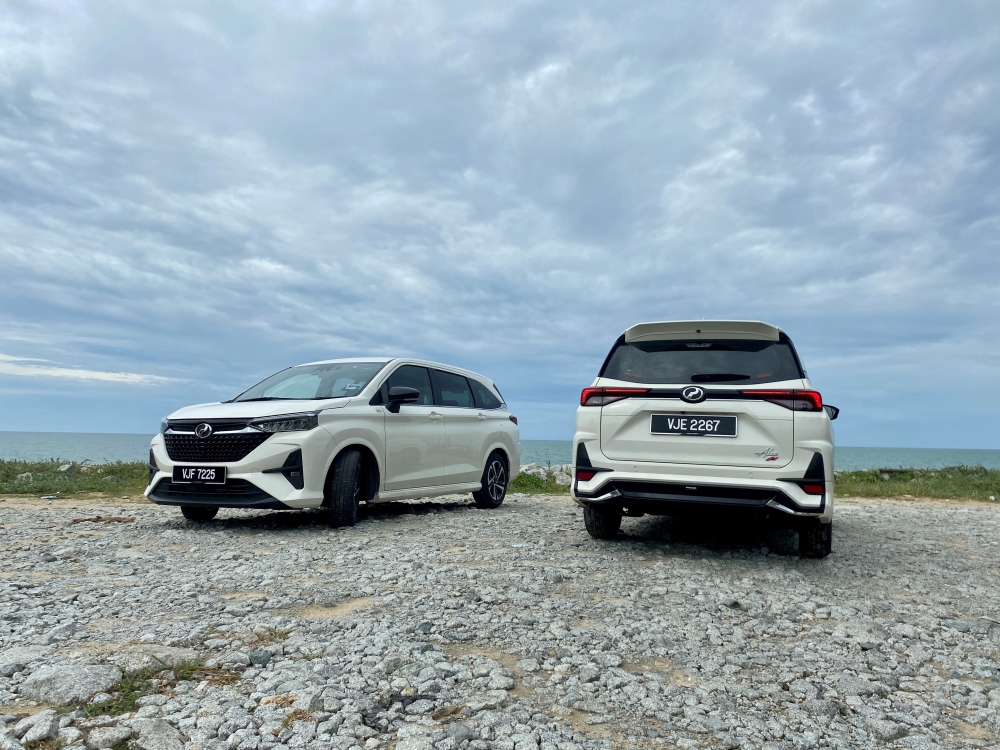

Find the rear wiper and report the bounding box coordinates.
[691,373,750,382]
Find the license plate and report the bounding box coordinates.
[172,466,227,484]
[651,414,737,437]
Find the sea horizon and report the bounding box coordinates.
[1,430,999,471]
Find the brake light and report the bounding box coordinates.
[801,482,825,495]
[741,389,823,411]
[509,415,518,425]
[580,387,650,406]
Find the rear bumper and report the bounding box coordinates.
[574,476,830,520]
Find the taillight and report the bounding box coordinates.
[576,468,597,481]
[508,415,518,425]
[801,482,825,495]
[741,389,823,411]
[580,387,650,406]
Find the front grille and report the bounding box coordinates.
[168,418,252,432]
[149,478,276,506]
[165,431,271,462]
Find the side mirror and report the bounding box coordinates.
[824,405,840,420]
[386,386,421,413]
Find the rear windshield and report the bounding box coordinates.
[234,361,388,401]
[601,339,804,385]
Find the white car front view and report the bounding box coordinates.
[146,359,520,526]
[572,321,838,557]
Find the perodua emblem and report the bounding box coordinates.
[681,386,706,403]
[195,423,213,439]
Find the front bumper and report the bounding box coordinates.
[144,428,334,510]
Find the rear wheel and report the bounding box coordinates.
[583,504,622,539]
[473,451,508,509]
[327,449,362,528]
[181,506,218,522]
[799,520,832,558]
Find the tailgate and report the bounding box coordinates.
[600,395,794,468]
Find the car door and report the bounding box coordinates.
[381,365,447,490]
[433,369,484,485]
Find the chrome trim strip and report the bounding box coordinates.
[766,499,821,516]
[591,488,622,502]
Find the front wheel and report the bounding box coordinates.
[799,520,832,558]
[583,504,622,539]
[181,506,218,522]
[473,452,508,509]
[327,449,362,528]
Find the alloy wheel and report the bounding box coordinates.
[487,459,506,502]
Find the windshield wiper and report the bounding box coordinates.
[691,373,751,382]
[234,397,297,402]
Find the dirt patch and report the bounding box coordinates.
[297,596,375,619]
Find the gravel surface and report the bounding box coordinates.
[2,493,1000,750]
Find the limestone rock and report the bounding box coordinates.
[20,664,122,705]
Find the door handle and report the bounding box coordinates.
[429,412,444,420]
[477,413,488,420]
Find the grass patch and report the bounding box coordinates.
[84,668,155,716]
[24,741,65,750]
[257,626,292,644]
[282,709,314,727]
[510,472,569,495]
[79,660,241,716]
[0,459,149,496]
[836,465,1000,502]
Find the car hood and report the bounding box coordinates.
[168,398,351,420]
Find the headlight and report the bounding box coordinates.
[160,416,169,434]
[249,412,320,433]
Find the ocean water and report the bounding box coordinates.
[1,432,998,471]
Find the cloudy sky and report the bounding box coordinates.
[1,0,998,447]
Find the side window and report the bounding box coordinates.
[434,370,474,408]
[384,365,433,405]
[470,380,502,409]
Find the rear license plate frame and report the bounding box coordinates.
[172,466,227,484]
[650,414,738,438]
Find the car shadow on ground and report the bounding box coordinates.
[184,497,486,532]
[619,513,803,557]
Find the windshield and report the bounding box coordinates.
[601,339,803,385]
[233,361,389,402]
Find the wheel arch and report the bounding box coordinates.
[323,443,381,504]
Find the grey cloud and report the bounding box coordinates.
[1,0,998,444]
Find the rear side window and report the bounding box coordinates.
[434,370,474,407]
[470,380,503,409]
[383,365,434,405]
[601,339,804,385]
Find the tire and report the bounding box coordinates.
[583,504,622,539]
[327,449,362,528]
[472,451,508,509]
[181,506,218,522]
[799,520,832,558]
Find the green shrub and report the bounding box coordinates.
[835,465,999,502]
[0,459,149,496]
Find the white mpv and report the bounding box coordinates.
[146,359,520,526]
[572,321,838,557]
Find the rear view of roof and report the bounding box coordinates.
[624,320,782,343]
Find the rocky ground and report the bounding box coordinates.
[2,493,1000,750]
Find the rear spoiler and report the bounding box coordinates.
[625,320,782,342]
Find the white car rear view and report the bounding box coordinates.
[572,321,838,557]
